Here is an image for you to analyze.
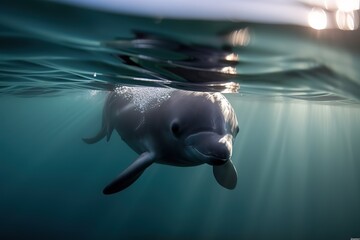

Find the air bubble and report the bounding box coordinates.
[115,86,173,113]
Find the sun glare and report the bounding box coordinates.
[308,8,327,30]
[336,10,359,30]
[336,0,359,11]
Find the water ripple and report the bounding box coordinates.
[0,0,359,103]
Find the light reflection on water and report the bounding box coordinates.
[302,0,360,30]
[0,0,359,103]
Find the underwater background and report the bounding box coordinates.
[0,0,360,239]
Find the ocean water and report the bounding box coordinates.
[1,0,360,239]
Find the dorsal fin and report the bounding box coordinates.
[82,124,107,144]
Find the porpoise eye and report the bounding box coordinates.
[171,122,181,137]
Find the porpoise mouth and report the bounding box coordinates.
[187,146,228,165]
[185,132,232,165]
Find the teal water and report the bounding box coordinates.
[1,0,360,239]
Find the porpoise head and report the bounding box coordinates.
[164,92,239,189]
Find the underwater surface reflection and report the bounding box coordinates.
[0,0,360,102]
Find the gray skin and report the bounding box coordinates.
[83,87,239,194]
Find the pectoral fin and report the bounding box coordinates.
[213,160,237,189]
[103,152,155,194]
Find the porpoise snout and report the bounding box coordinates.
[185,132,233,165]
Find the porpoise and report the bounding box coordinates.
[84,87,239,194]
